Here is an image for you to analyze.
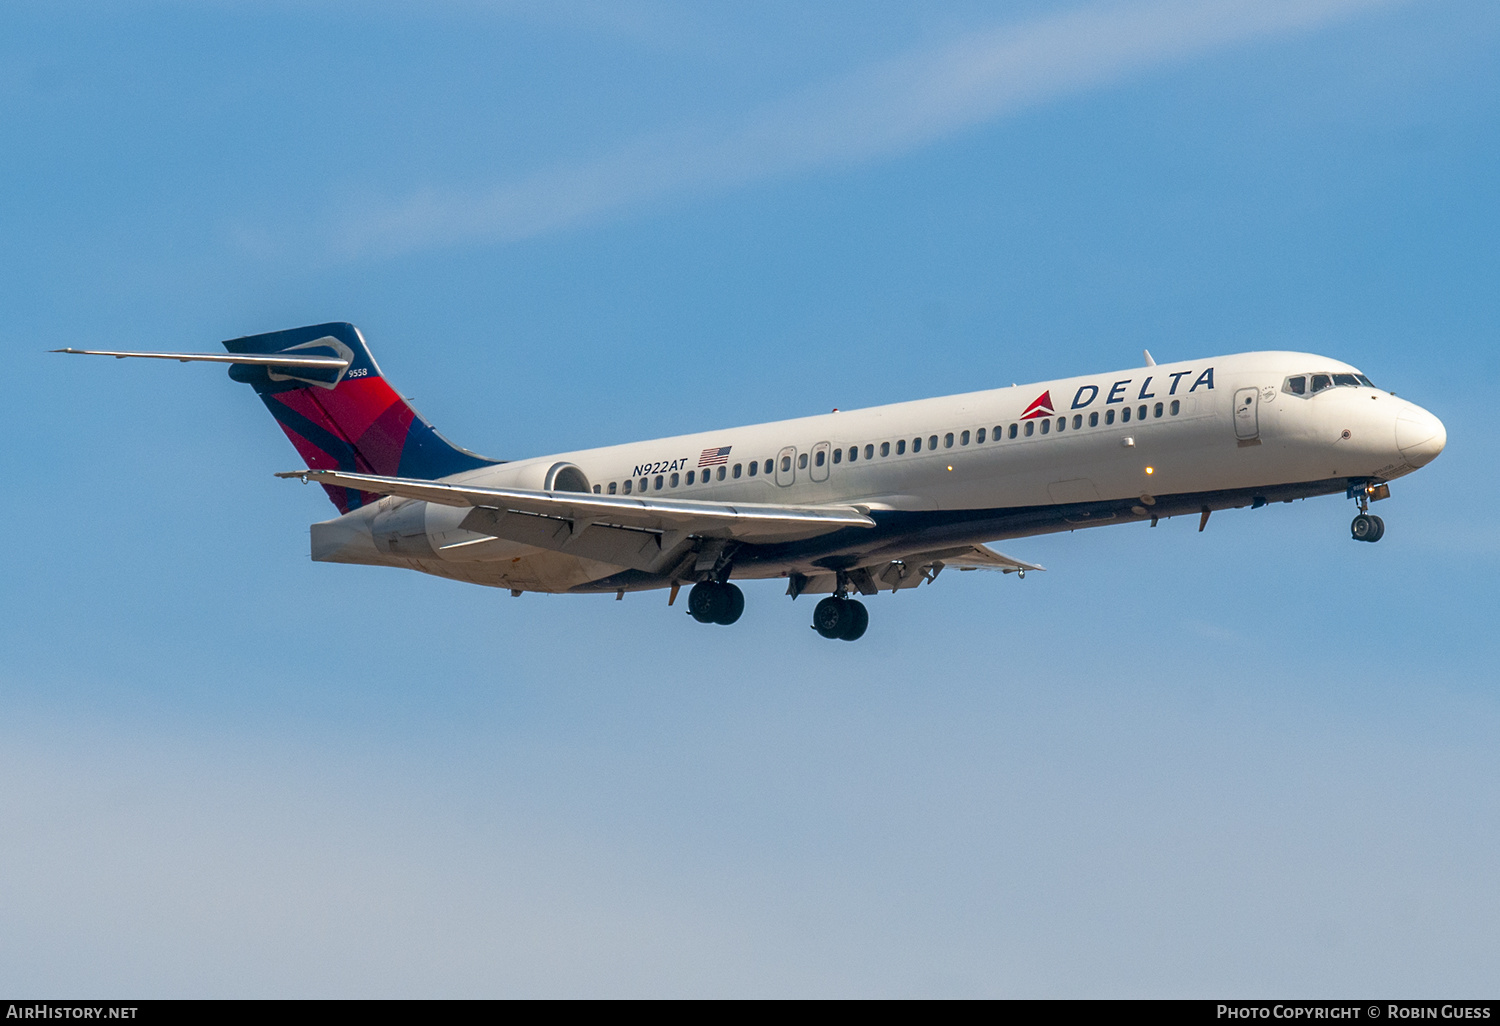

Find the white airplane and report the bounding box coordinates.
[58,322,1446,641]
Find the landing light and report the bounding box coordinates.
[947,465,953,471]
[1145,466,1155,475]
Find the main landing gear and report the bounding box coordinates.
[812,595,869,641]
[687,581,744,625]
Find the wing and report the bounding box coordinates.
[280,468,875,543]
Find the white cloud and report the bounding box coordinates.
[329,0,1404,258]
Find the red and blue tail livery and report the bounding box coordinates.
[223,323,497,512]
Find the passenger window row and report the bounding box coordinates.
[591,398,1186,494]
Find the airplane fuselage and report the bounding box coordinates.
[311,349,1446,598]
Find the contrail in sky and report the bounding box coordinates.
[329,0,1404,258]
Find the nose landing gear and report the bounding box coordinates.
[1348,482,1387,543]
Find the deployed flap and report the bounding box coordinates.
[869,543,1043,593]
[279,468,875,541]
[925,543,1044,574]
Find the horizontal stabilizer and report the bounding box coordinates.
[53,348,350,370]
[280,468,876,541]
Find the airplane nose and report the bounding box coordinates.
[1395,406,1446,469]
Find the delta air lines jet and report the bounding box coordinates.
[59,322,1446,641]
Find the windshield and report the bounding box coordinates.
[1283,371,1376,397]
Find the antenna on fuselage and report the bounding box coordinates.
[1143,349,1157,367]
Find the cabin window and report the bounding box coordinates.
[833,448,842,464]
[1154,402,1163,418]
[798,453,808,470]
[976,428,987,443]
[763,459,773,475]
[912,437,922,453]
[1121,407,1131,423]
[1089,412,1099,427]
[748,460,757,476]
[670,472,679,487]
[655,475,664,490]
[1106,409,1116,425]
[896,439,906,454]
[929,435,939,450]
[849,446,858,462]
[622,480,632,494]
[608,482,617,494]
[717,466,726,481]
[1008,424,1018,439]
[1284,376,1306,396]
[1040,419,1050,435]
[1170,399,1180,415]
[880,441,890,457]
[1024,421,1035,437]
[960,430,970,445]
[1137,404,1147,421]
[781,455,792,472]
[864,444,875,460]
[815,450,825,467]
[593,485,601,494]
[733,464,742,479]
[686,470,695,484]
[1056,417,1066,432]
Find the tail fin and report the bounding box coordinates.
[224,322,498,512]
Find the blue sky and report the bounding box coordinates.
[3,0,1498,997]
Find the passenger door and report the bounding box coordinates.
[809,441,831,482]
[775,445,797,487]
[1233,387,1259,441]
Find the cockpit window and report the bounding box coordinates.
[1284,370,1377,398]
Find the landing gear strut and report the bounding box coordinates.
[687,581,744,625]
[811,595,869,641]
[1349,485,1386,543]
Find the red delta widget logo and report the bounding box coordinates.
[1020,390,1054,419]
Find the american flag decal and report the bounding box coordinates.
[698,446,732,467]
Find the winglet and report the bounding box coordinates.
[1143,349,1157,367]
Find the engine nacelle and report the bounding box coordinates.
[470,459,592,494]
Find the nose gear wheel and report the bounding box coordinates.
[1351,513,1385,543]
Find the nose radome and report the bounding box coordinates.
[1396,406,1447,469]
